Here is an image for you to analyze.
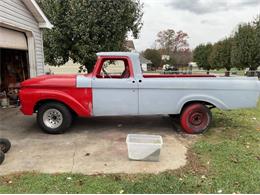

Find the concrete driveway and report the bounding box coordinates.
[0,108,195,175]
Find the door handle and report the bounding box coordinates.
[139,80,142,83]
[132,80,135,83]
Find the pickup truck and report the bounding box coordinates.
[19,52,260,134]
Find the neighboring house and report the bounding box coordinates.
[161,55,170,61]
[124,40,136,52]
[188,62,198,71]
[188,62,198,68]
[124,40,153,71]
[0,0,52,92]
[140,55,152,72]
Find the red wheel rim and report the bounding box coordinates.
[181,104,211,134]
[187,109,209,132]
[189,112,204,126]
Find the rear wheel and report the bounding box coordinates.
[180,103,212,134]
[37,102,72,134]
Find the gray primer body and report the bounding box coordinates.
[76,52,260,116]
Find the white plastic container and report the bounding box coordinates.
[126,134,163,162]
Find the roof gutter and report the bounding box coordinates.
[21,0,53,29]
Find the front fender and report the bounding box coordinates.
[19,88,92,117]
[176,94,229,113]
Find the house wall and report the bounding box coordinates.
[0,0,45,76]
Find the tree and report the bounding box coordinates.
[193,43,213,74]
[209,38,233,76]
[231,20,260,76]
[171,48,193,66]
[254,15,260,71]
[142,49,161,68]
[156,29,189,55]
[37,0,143,72]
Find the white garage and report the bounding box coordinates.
[0,0,52,106]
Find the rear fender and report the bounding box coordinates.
[177,95,228,113]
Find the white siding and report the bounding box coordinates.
[0,0,45,76]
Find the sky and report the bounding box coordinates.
[133,0,260,52]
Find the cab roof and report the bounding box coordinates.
[96,52,139,58]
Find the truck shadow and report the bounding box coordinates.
[71,116,179,132]
[68,115,196,145]
[70,115,183,135]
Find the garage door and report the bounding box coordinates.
[0,27,28,50]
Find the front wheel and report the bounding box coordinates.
[180,103,212,134]
[37,102,72,134]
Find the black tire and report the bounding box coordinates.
[0,151,5,165]
[0,138,11,153]
[37,102,72,134]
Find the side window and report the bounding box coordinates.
[97,59,130,79]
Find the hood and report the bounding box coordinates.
[20,74,77,88]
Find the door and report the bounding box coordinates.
[0,27,29,91]
[92,58,138,116]
[0,49,29,92]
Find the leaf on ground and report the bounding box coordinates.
[230,156,239,163]
[201,175,206,179]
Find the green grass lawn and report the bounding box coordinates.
[0,100,259,193]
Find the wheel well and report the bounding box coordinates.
[34,99,78,116]
[181,101,216,113]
